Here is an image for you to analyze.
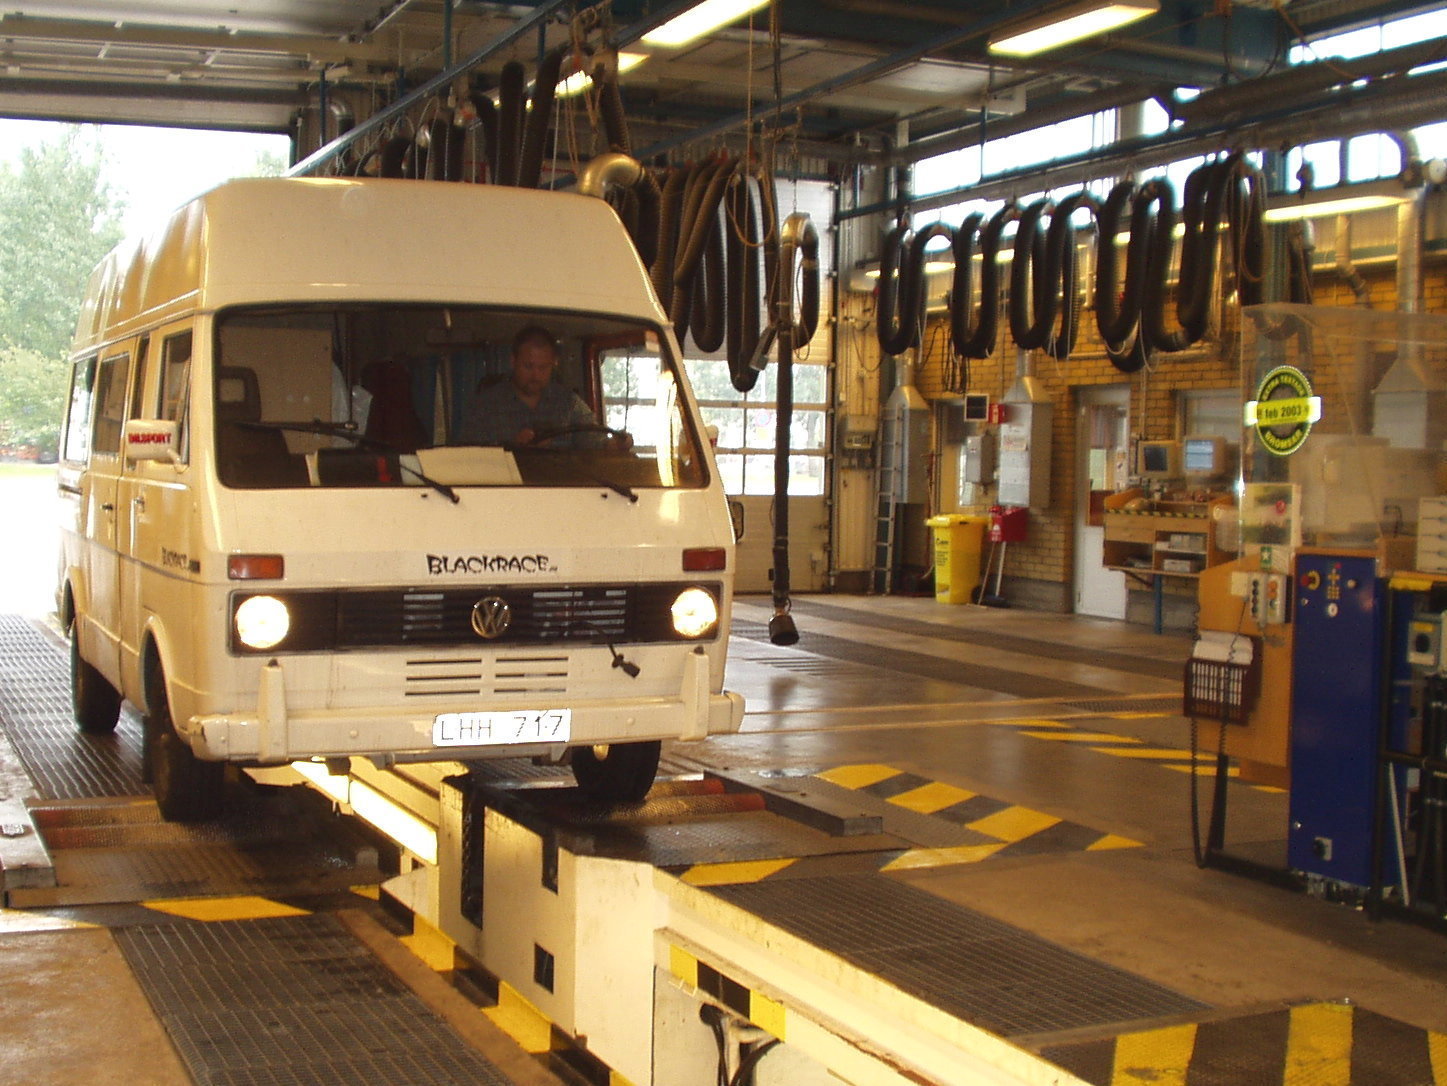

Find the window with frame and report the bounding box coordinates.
[160,330,193,463]
[62,357,97,464]
[683,358,828,496]
[91,354,131,456]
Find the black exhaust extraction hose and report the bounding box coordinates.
[518,47,565,189]
[875,221,914,357]
[691,206,727,353]
[671,158,734,346]
[469,91,500,183]
[949,201,1017,359]
[1044,191,1099,360]
[651,166,689,311]
[599,66,632,155]
[768,212,820,647]
[1009,197,1055,351]
[496,60,526,187]
[726,167,775,393]
[379,134,412,178]
[724,170,757,391]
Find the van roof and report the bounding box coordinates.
[72,176,664,351]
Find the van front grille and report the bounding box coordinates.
[403,654,569,698]
[332,581,713,650]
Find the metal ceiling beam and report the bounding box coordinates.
[845,63,1447,222]
[0,14,395,65]
[288,0,572,175]
[612,7,1028,162]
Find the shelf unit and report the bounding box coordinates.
[1102,492,1233,579]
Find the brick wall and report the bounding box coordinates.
[898,256,1445,618]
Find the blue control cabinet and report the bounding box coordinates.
[1289,552,1383,886]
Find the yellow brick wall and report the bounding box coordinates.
[906,259,1442,601]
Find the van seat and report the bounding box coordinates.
[215,366,304,487]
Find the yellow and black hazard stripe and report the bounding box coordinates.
[1038,1001,1447,1086]
[668,943,787,1042]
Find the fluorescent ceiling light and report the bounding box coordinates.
[557,52,648,97]
[989,0,1158,57]
[642,0,770,47]
[1263,185,1409,222]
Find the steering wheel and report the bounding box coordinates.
[531,424,631,447]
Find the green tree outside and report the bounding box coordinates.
[0,128,124,458]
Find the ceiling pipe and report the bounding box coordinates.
[288,0,572,176]
[842,65,1447,221]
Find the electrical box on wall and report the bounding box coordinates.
[997,398,1052,508]
[961,432,995,484]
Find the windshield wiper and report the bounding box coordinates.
[505,444,638,503]
[238,420,460,504]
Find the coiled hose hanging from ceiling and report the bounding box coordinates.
[950,202,1018,360]
[517,47,565,190]
[726,164,779,393]
[1009,193,1097,361]
[470,91,500,183]
[768,211,820,647]
[1097,154,1267,371]
[495,60,526,187]
[669,158,734,345]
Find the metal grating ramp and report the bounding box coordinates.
[115,914,515,1086]
[0,614,146,799]
[710,873,1207,1037]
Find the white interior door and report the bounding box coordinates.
[1075,386,1129,619]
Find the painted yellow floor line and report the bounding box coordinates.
[888,780,976,813]
[1090,747,1196,760]
[815,764,901,789]
[1088,834,1142,851]
[1162,763,1241,778]
[143,896,310,922]
[1111,1022,1196,1086]
[882,842,1008,871]
[968,805,1060,842]
[681,858,797,886]
[1284,1002,1353,1085]
[1429,1028,1447,1083]
[1026,731,1144,744]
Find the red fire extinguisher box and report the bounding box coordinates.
[989,505,1028,543]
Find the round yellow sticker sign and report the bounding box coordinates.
[1244,365,1321,456]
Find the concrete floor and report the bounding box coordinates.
[2,592,1446,1084]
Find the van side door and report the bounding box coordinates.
[118,328,191,696]
[83,348,134,687]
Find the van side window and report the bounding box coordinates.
[160,331,192,463]
[62,357,97,464]
[91,354,131,456]
[128,336,150,422]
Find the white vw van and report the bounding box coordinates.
[57,172,742,820]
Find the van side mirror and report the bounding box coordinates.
[123,419,181,464]
[728,499,745,542]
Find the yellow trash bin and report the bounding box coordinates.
[927,514,987,604]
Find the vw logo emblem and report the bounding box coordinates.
[471,597,512,639]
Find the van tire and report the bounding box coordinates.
[570,740,661,804]
[70,620,121,735]
[145,666,224,822]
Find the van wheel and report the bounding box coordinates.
[570,740,660,804]
[145,668,223,822]
[70,619,121,735]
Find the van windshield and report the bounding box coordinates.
[213,304,708,492]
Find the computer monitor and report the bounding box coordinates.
[1182,435,1231,480]
[1136,439,1181,480]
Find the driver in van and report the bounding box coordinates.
[472,325,618,449]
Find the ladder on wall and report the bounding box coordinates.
[871,417,904,594]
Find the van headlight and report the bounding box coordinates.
[670,587,718,638]
[235,594,291,650]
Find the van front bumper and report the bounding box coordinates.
[187,647,744,763]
